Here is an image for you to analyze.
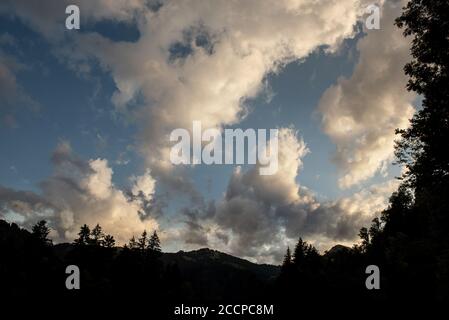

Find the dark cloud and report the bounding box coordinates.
[206,161,397,262]
[50,141,93,174]
[0,185,56,229]
[180,203,216,247]
[126,190,168,219]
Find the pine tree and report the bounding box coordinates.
[279,247,293,280]
[292,238,307,266]
[290,237,321,275]
[128,235,138,250]
[281,247,292,271]
[91,223,104,246]
[74,224,91,245]
[32,220,52,245]
[138,230,148,251]
[103,234,115,248]
[148,231,161,253]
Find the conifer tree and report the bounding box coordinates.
[138,230,148,251]
[103,234,115,248]
[74,224,91,245]
[32,220,52,245]
[128,235,138,250]
[281,247,292,270]
[148,231,161,253]
[292,238,307,266]
[91,223,104,246]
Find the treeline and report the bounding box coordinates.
[278,0,449,302]
[0,219,273,302]
[65,223,165,297]
[277,237,376,303]
[0,219,185,300]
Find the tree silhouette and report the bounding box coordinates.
[138,230,148,251]
[281,247,292,278]
[91,223,104,246]
[290,238,320,274]
[292,238,308,265]
[128,235,138,250]
[395,0,449,195]
[74,224,91,245]
[281,247,292,271]
[394,0,449,236]
[148,231,161,253]
[356,227,370,254]
[31,220,52,245]
[103,234,115,248]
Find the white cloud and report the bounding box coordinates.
[131,168,156,200]
[83,159,113,199]
[318,0,415,188]
[49,0,367,192]
[0,142,159,245]
[1,0,144,39]
[176,128,399,263]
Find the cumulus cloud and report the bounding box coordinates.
[284,179,399,242]
[237,174,396,263]
[131,169,156,201]
[178,128,399,263]
[0,141,159,244]
[0,0,145,39]
[318,0,416,188]
[213,128,308,254]
[36,0,368,196]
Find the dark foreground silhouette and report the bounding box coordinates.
[0,220,282,300]
[0,218,446,305]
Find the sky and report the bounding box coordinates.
[0,0,418,263]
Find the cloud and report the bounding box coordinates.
[283,179,399,242]
[0,141,159,245]
[213,128,308,255]
[181,207,210,247]
[131,168,156,201]
[177,128,399,263]
[34,0,367,196]
[0,186,55,225]
[318,0,416,188]
[0,0,145,39]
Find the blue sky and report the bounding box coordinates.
[0,0,415,263]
